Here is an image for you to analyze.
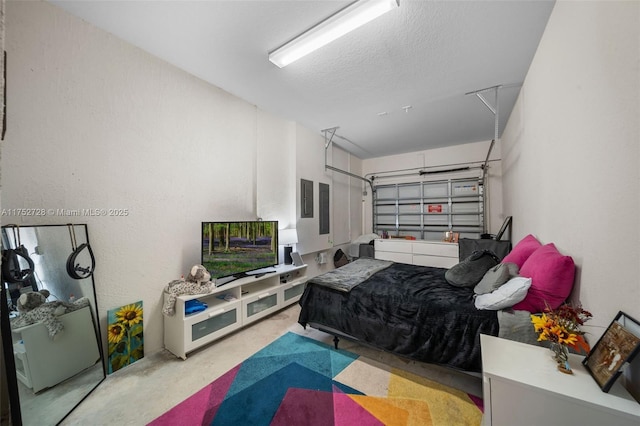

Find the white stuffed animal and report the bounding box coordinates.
[163,265,214,316]
[11,289,90,339]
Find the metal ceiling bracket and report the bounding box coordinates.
[466,85,501,187]
[466,85,504,235]
[321,127,375,233]
[466,85,501,143]
[322,127,339,159]
[322,127,373,190]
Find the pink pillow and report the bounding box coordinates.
[512,243,575,313]
[501,234,541,268]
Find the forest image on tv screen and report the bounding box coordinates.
[202,221,278,279]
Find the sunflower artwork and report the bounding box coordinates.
[107,301,144,374]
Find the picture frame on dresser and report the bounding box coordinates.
[583,311,640,393]
[291,251,304,267]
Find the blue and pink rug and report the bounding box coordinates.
[149,332,483,425]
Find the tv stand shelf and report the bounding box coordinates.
[163,264,307,359]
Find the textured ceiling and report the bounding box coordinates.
[50,0,555,159]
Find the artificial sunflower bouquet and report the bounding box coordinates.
[531,303,592,373]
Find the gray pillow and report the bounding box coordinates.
[445,250,500,288]
[474,262,519,295]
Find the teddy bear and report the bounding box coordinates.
[163,265,215,316]
[10,289,90,339]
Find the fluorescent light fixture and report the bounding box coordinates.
[269,0,399,68]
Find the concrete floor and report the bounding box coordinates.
[60,304,482,425]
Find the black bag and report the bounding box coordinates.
[458,238,511,262]
[333,249,349,268]
[1,246,34,284]
[1,226,35,284]
[445,250,500,288]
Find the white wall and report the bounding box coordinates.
[2,1,361,356]
[295,124,334,256]
[257,110,296,226]
[500,1,640,334]
[293,125,363,277]
[362,139,504,236]
[256,109,297,265]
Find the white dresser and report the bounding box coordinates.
[374,239,459,268]
[11,306,101,393]
[481,334,640,426]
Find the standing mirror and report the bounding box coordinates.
[1,224,105,425]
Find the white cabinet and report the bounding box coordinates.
[163,264,307,359]
[241,282,280,325]
[11,306,101,393]
[374,239,458,268]
[481,334,640,426]
[374,240,413,264]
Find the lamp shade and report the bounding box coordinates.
[279,229,298,246]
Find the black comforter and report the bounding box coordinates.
[298,262,499,372]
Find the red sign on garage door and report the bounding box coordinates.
[427,204,442,213]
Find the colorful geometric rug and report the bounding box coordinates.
[149,332,483,425]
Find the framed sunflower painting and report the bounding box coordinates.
[107,301,144,374]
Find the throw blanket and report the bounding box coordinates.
[163,279,214,316]
[11,298,90,339]
[299,262,499,372]
[308,258,393,292]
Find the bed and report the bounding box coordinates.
[298,237,577,373]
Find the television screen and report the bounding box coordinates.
[201,221,279,280]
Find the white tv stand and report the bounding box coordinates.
[163,264,307,359]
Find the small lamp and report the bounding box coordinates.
[279,229,298,265]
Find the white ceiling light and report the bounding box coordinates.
[269,0,400,68]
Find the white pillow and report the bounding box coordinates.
[474,277,532,310]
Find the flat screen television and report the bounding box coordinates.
[201,220,279,282]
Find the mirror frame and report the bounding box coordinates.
[1,223,105,425]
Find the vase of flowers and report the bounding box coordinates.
[531,303,592,374]
[550,341,569,364]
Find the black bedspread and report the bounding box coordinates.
[298,262,499,372]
